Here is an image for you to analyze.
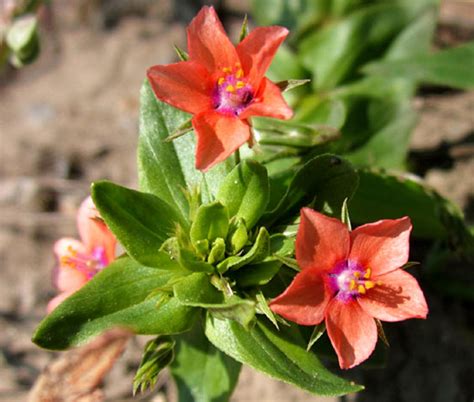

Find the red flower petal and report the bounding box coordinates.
[187,6,239,74]
[326,299,378,369]
[192,111,250,171]
[77,197,116,263]
[239,78,293,120]
[269,269,330,326]
[147,61,213,115]
[296,208,350,271]
[236,26,289,88]
[349,217,412,276]
[358,269,428,322]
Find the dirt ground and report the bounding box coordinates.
[0,1,473,401]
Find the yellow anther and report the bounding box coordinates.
[236,81,245,89]
[217,77,225,85]
[376,280,383,286]
[364,280,375,289]
[236,69,244,78]
[358,285,366,294]
[225,85,235,93]
[223,67,232,73]
[364,268,371,279]
[353,271,360,278]
[349,279,356,290]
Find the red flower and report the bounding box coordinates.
[270,208,428,369]
[47,197,116,312]
[147,6,293,171]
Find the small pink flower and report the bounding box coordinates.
[270,208,428,369]
[47,197,116,312]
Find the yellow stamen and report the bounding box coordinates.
[225,85,235,93]
[358,285,366,294]
[349,279,356,290]
[236,69,244,78]
[217,77,225,85]
[223,67,232,73]
[353,271,360,278]
[236,81,245,89]
[365,280,375,289]
[364,268,371,279]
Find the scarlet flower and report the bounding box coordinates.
[270,208,428,369]
[47,197,116,312]
[147,6,293,171]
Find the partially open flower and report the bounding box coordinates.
[147,6,293,171]
[47,197,116,312]
[270,208,428,369]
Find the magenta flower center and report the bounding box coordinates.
[328,260,377,302]
[62,245,108,279]
[213,65,253,116]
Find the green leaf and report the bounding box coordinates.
[209,297,256,329]
[205,316,363,396]
[363,41,474,89]
[6,15,40,66]
[307,323,326,351]
[218,227,271,273]
[171,323,241,402]
[174,273,225,307]
[350,169,474,259]
[270,233,295,257]
[299,1,434,89]
[178,247,215,273]
[32,257,197,350]
[217,160,269,229]
[254,117,341,148]
[190,202,229,247]
[138,81,234,222]
[255,291,279,329]
[91,181,186,267]
[263,154,359,224]
[227,218,249,255]
[133,336,175,395]
[345,102,417,170]
[232,259,282,288]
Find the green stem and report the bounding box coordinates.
[234,148,241,166]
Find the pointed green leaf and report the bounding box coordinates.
[133,336,175,395]
[217,160,269,229]
[171,323,241,402]
[363,41,474,89]
[174,273,225,307]
[232,259,282,288]
[263,154,359,224]
[91,181,186,267]
[190,202,229,247]
[205,316,363,396]
[32,257,197,350]
[218,227,271,273]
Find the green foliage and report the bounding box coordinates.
[138,81,234,222]
[171,323,241,402]
[363,41,474,89]
[217,160,269,230]
[263,154,359,225]
[91,181,186,267]
[133,336,175,395]
[350,170,474,259]
[190,202,229,248]
[205,316,363,396]
[33,257,197,350]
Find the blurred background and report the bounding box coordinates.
[0,0,473,401]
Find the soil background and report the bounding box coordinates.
[0,1,473,401]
